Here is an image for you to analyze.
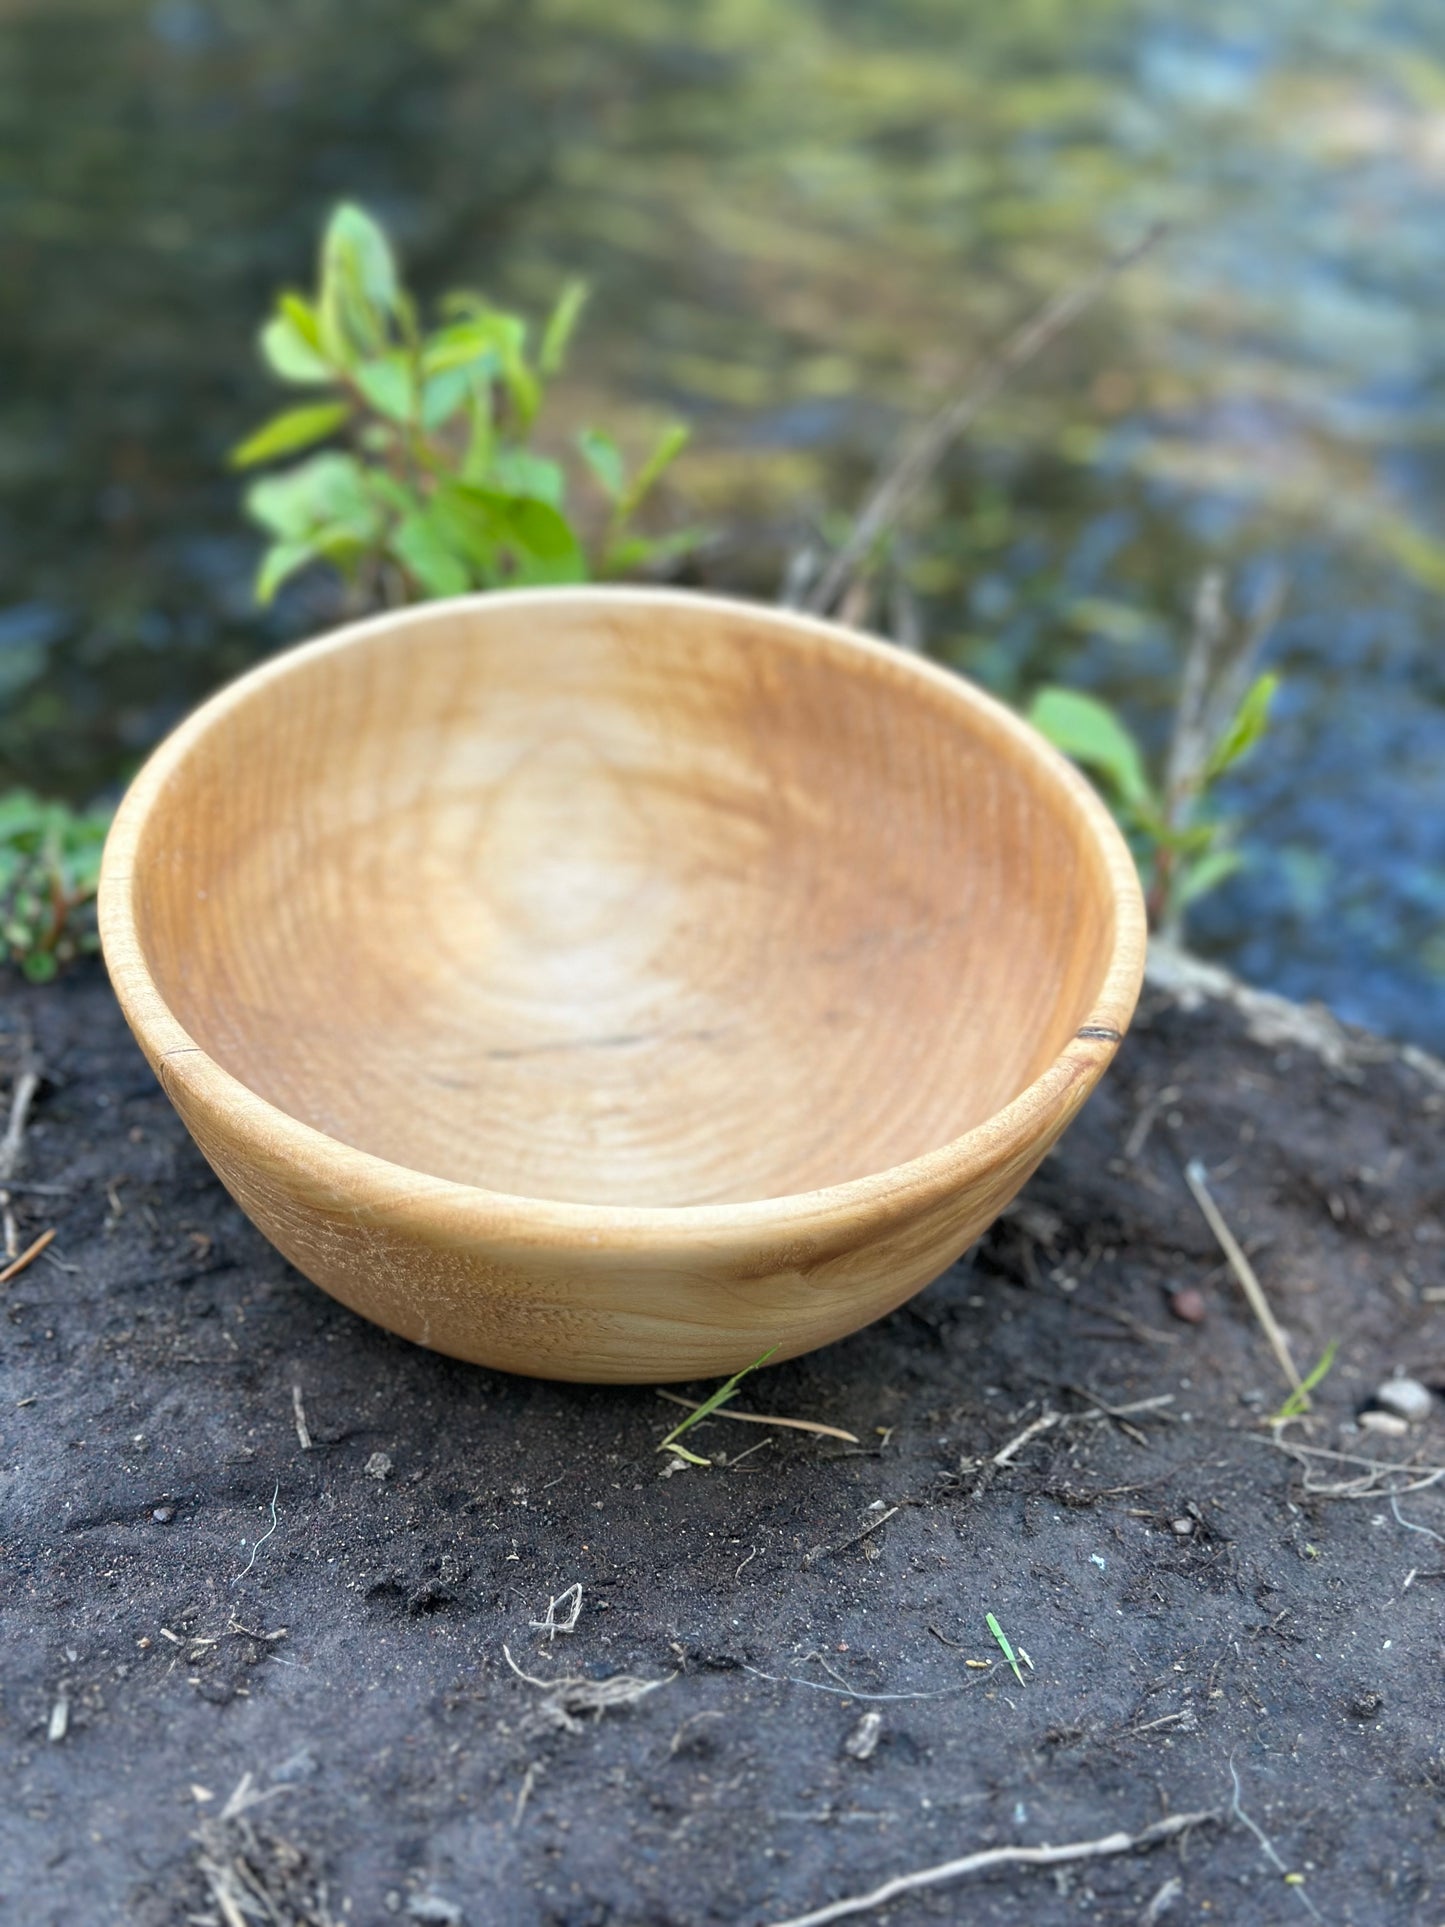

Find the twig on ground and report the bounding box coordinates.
[1073,1300,1182,1347]
[989,1409,1060,1467]
[1184,1159,1302,1395]
[0,1226,55,1286]
[291,1383,312,1452]
[0,1041,41,1183]
[803,225,1165,619]
[512,1761,541,1831]
[804,1504,901,1564]
[1140,1876,1184,1925]
[655,1388,858,1445]
[759,1807,1218,1927]
[1067,1386,1176,1444]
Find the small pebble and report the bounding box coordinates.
[364,1451,394,1481]
[1170,1517,1194,1536]
[1359,1410,1408,1438]
[1373,1378,1432,1423]
[151,1506,174,1523]
[406,1898,464,1926]
[843,1709,882,1761]
[1169,1287,1207,1325]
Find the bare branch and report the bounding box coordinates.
[805,225,1166,619]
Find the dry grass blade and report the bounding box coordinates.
[1183,1159,1302,1395]
[654,1388,859,1445]
[0,1225,56,1285]
[1256,1434,1445,1499]
[760,1808,1218,1927]
[804,225,1165,617]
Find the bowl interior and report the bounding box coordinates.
[127,595,1123,1208]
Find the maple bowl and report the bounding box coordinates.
[99,587,1144,1382]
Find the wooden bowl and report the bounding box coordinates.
[99,588,1144,1383]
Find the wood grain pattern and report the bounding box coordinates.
[99,588,1145,1382]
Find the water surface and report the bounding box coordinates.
[2,0,1442,1042]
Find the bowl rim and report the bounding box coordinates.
[99,585,1146,1241]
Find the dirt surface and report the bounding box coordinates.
[2,963,1444,1927]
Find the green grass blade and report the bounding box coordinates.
[986,1611,1025,1686]
[657,1346,779,1463]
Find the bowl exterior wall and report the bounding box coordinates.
[147,1039,1098,1381]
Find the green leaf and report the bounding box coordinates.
[246,453,390,600]
[255,539,319,604]
[577,427,625,501]
[1174,846,1243,909]
[318,201,400,364]
[324,202,400,315]
[393,512,471,598]
[22,951,58,984]
[259,312,331,384]
[441,302,539,428]
[229,401,350,469]
[420,365,475,432]
[502,498,586,583]
[1204,672,1278,784]
[602,525,709,577]
[1027,687,1154,810]
[246,452,381,544]
[429,486,500,584]
[488,447,565,508]
[421,322,504,379]
[434,483,585,586]
[539,278,589,376]
[279,292,324,349]
[618,422,689,520]
[354,353,416,424]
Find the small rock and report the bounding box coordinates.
[365,1451,394,1481]
[1170,1517,1194,1536]
[151,1505,174,1523]
[1359,1410,1409,1438]
[1169,1287,1207,1325]
[406,1898,463,1925]
[843,1709,882,1761]
[1374,1378,1432,1423]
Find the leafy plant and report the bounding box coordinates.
[1029,571,1283,934]
[233,203,698,607]
[0,790,110,981]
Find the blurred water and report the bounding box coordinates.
[1,0,1443,1044]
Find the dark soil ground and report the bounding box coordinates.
[2,963,1444,1927]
